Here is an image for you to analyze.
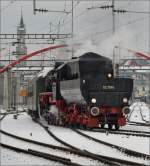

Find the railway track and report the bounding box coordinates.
[0,110,26,121]
[118,128,150,135]
[1,113,148,165]
[1,114,102,165]
[0,114,6,121]
[0,128,111,166]
[127,121,150,127]
[0,110,26,115]
[0,143,82,166]
[73,129,150,160]
[36,120,147,166]
[86,128,150,138]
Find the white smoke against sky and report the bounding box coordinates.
[74,27,138,59]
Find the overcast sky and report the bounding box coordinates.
[0,0,150,60]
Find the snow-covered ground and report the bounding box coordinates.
[122,124,150,132]
[129,102,150,123]
[82,129,149,154]
[0,113,101,166]
[0,113,64,165]
[0,106,6,114]
[48,125,149,165]
[1,148,62,166]
[0,110,150,165]
[1,113,61,146]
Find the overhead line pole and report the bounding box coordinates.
[33,0,36,15]
[148,1,150,161]
[149,0,150,100]
[112,0,115,33]
[71,0,74,58]
[112,0,116,77]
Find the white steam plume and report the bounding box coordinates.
[74,27,138,60]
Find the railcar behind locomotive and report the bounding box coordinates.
[27,52,133,130]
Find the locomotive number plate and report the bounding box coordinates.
[102,85,115,90]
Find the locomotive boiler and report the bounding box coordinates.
[27,52,133,130]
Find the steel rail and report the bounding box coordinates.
[0,126,114,166]
[36,120,146,166]
[0,143,82,166]
[73,129,150,160]
[86,128,150,138]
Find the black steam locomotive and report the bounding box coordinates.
[28,52,133,129]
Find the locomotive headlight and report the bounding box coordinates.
[107,73,112,78]
[91,98,96,104]
[123,97,128,103]
[122,106,130,114]
[90,107,99,116]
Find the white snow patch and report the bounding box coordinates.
[1,148,62,166]
[1,113,62,146]
[129,102,150,123]
[50,105,59,117]
[82,130,149,155]
[0,113,102,166]
[0,107,6,114]
[37,67,53,78]
[1,112,150,165]
[48,125,149,165]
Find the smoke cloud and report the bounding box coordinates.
[74,27,138,60]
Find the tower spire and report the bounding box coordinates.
[20,7,24,27]
[16,7,27,63]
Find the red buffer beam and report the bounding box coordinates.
[0,44,67,74]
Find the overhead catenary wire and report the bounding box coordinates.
[2,1,148,50]
[43,1,81,34]
[30,1,127,35]
[67,1,149,45]
[0,0,16,12]
[61,1,106,29]
[74,15,149,43]
[35,8,71,14]
[37,1,81,34]
[60,1,133,33]
[58,1,81,28]
[64,0,67,12]
[113,9,150,14]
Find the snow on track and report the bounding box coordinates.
[1,112,150,165]
[0,113,102,166]
[1,133,101,166]
[122,124,150,132]
[1,148,62,166]
[1,113,61,146]
[48,125,149,165]
[80,129,149,155]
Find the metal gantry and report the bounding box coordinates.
[0,33,71,40]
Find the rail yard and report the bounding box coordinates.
[0,0,150,165]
